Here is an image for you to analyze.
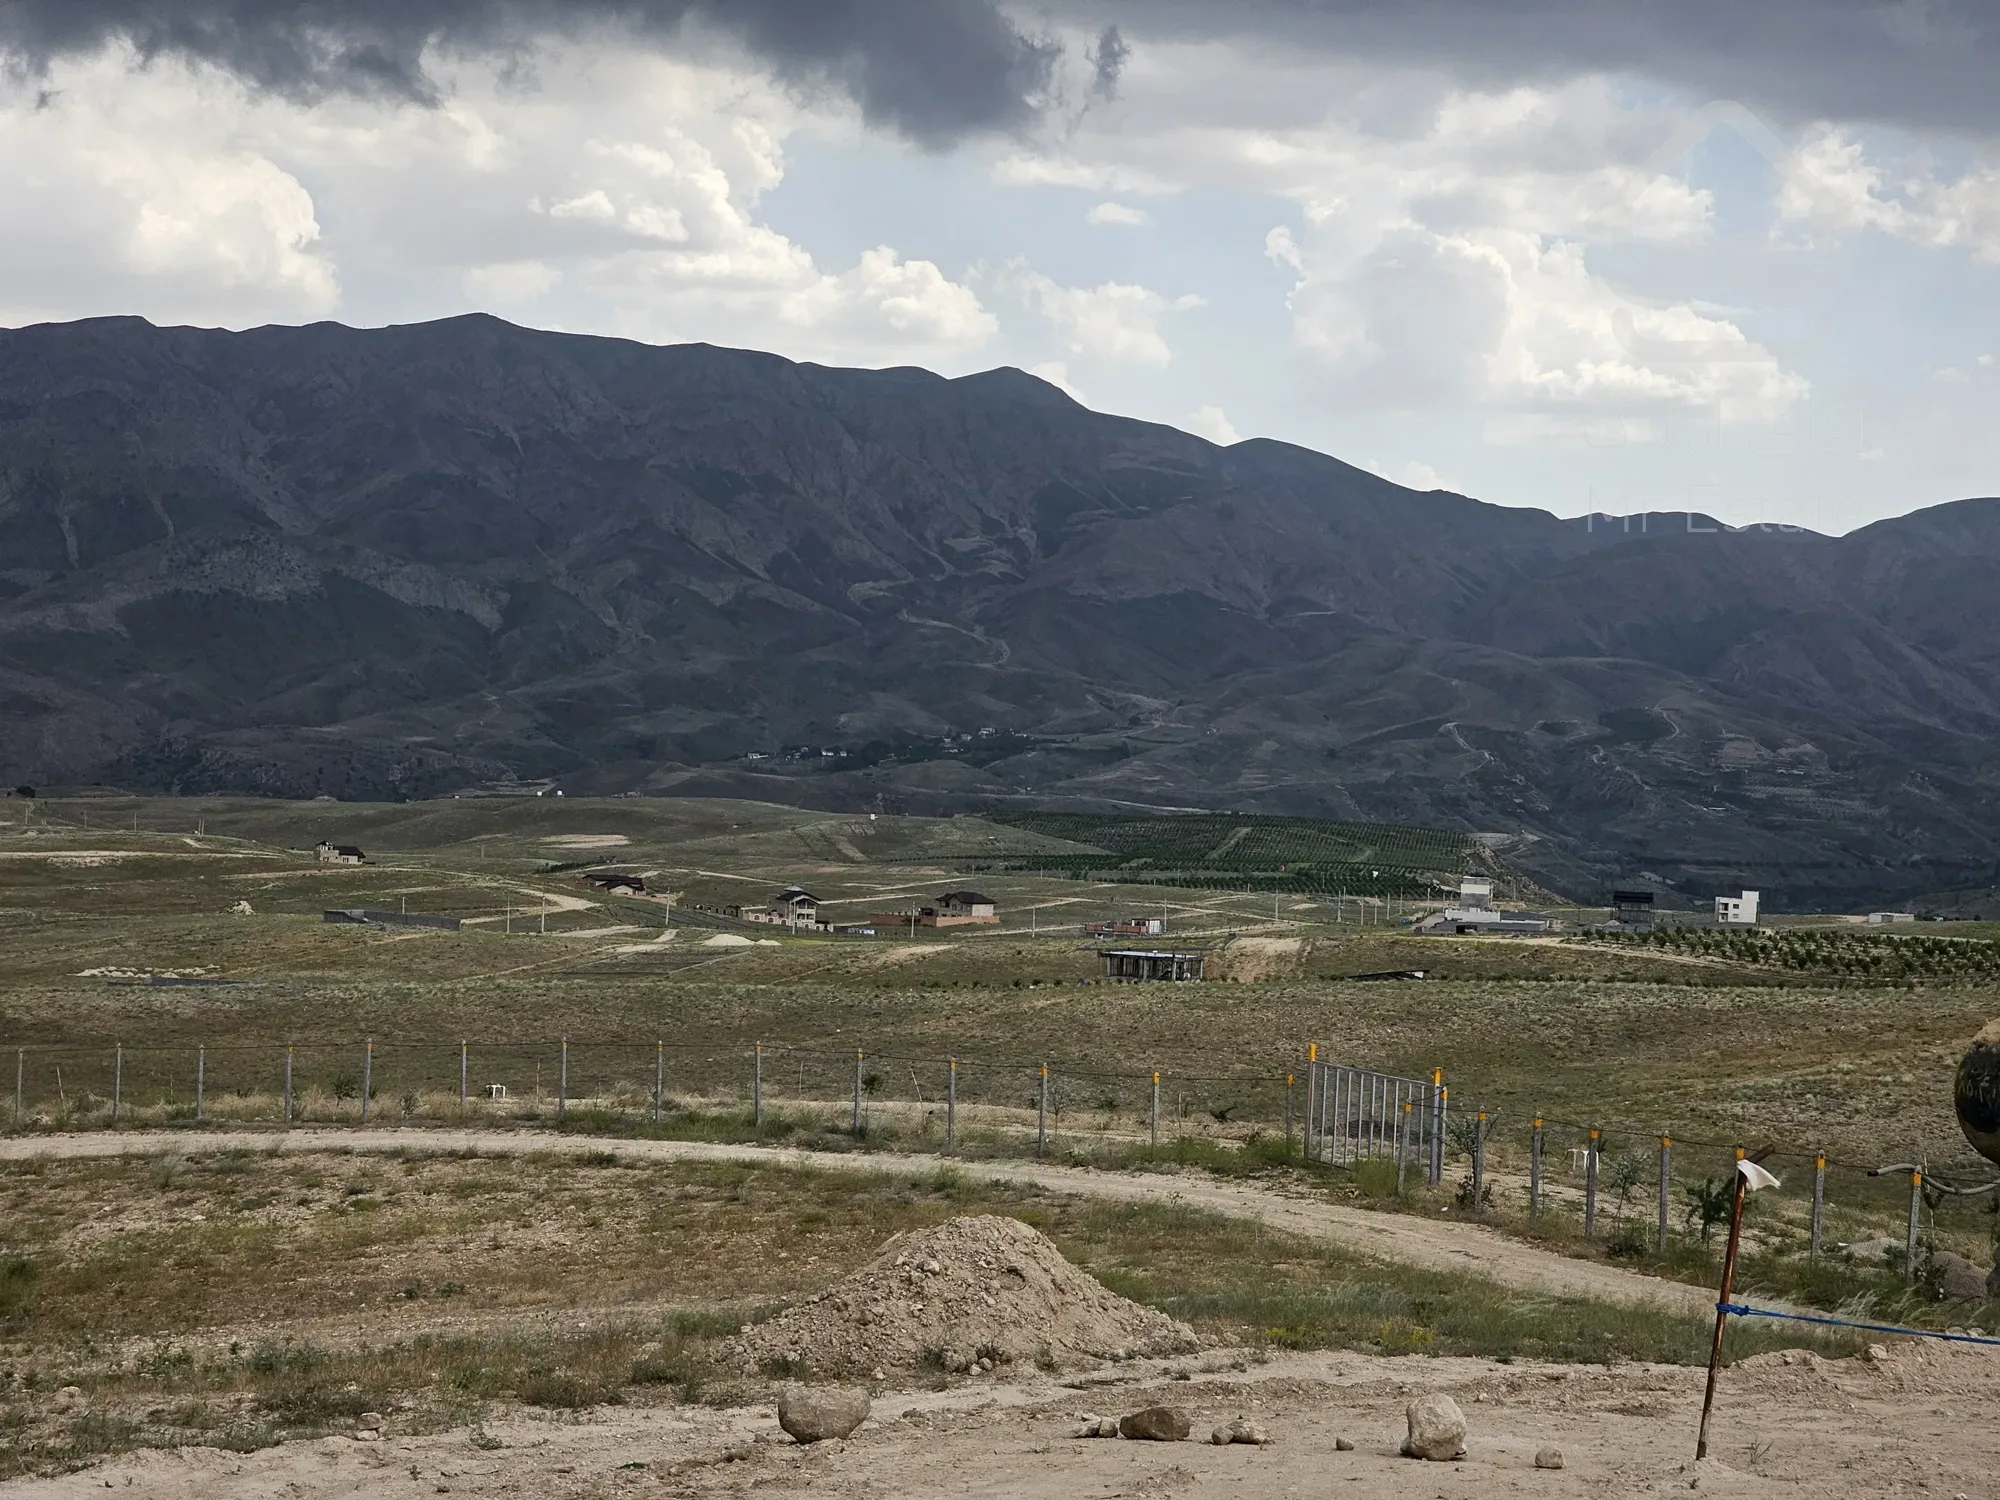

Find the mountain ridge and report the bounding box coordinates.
[3,313,1997,910]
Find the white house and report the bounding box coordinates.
[315,840,366,865]
[1715,891,1760,926]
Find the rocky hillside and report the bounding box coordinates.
[2,314,1996,909]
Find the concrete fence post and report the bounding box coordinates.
[1810,1154,1826,1258]
[1396,1100,1413,1193]
[1584,1127,1601,1236]
[754,1043,764,1128]
[196,1045,206,1124]
[112,1043,122,1123]
[283,1045,293,1122]
[1430,1070,1445,1185]
[557,1037,568,1123]
[1530,1116,1543,1218]
[1150,1070,1160,1148]
[946,1057,957,1153]
[360,1039,372,1123]
[852,1050,863,1135]
[1305,1044,1318,1160]
[1471,1110,1487,1210]
[1657,1135,1672,1251]
[1038,1063,1049,1157]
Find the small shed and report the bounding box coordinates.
[1101,947,1208,982]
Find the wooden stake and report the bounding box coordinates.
[1696,1166,1751,1460]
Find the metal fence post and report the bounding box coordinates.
[196,1045,206,1123]
[1810,1154,1825,1258]
[360,1039,372,1123]
[852,1050,863,1134]
[1530,1115,1543,1218]
[12,1049,20,1127]
[1285,1073,1295,1152]
[459,1040,468,1114]
[946,1057,957,1153]
[1150,1069,1160,1148]
[557,1037,568,1123]
[1430,1070,1444,1185]
[1657,1135,1672,1251]
[754,1043,764,1128]
[1471,1110,1487,1209]
[1038,1063,1049,1157]
[1905,1167,1922,1280]
[283,1045,293,1122]
[1584,1127,1601,1235]
[112,1043,122,1123]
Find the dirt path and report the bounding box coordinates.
[0,1128,1712,1315]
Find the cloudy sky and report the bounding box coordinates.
[4,1,1997,533]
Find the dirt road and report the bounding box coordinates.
[0,1127,1712,1315]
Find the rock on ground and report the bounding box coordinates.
[1208,1417,1271,1445]
[777,1386,871,1443]
[736,1216,1198,1378]
[1401,1393,1467,1461]
[1929,1250,1989,1302]
[1119,1406,1192,1442]
[1535,1445,1565,1470]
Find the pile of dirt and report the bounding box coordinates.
[734,1215,1199,1377]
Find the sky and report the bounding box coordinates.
[2,1,1998,533]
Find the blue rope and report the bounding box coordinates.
[1720,1302,2000,1348]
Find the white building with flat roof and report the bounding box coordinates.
[1715,891,1760,926]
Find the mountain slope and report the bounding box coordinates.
[2,313,1997,910]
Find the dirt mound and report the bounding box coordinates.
[734,1215,1198,1377]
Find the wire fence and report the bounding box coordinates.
[4,1036,1989,1281]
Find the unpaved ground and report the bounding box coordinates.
[6,1342,1996,1498]
[0,1129,1716,1315]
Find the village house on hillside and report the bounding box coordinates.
[314,840,366,865]
[870,890,1002,930]
[583,871,647,894]
[725,885,830,930]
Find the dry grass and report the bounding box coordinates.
[0,1147,1857,1479]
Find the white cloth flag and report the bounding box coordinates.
[1737,1159,1781,1192]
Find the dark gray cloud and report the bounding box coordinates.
[1089,25,1129,98]
[0,0,1058,145]
[1058,1,2000,137]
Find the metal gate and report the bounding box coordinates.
[1306,1061,1447,1185]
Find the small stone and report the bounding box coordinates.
[777,1385,871,1444]
[1535,1445,1565,1470]
[1208,1418,1271,1446]
[1335,1437,1356,1452]
[357,1413,384,1431]
[871,1369,886,1383]
[941,1348,971,1374]
[1864,1343,1891,1363]
[1400,1393,1467,1462]
[922,1258,942,1274]
[1119,1406,1192,1442]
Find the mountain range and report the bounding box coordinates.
[3,313,1997,910]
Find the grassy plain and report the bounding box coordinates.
[2,795,1996,1385]
[0,1146,1860,1479]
